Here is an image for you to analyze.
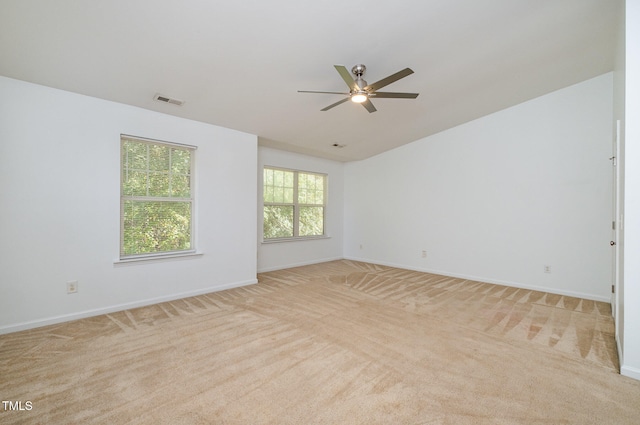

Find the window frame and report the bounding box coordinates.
[119,134,197,260]
[262,166,327,242]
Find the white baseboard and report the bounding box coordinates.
[0,278,258,335]
[621,364,640,381]
[1,257,613,335]
[343,256,610,303]
[257,256,343,273]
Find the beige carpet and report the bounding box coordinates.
[1,260,639,424]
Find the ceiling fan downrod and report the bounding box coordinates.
[351,64,368,90]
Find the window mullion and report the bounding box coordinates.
[145,143,150,197]
[122,195,190,202]
[293,172,300,237]
[189,150,195,250]
[168,148,173,198]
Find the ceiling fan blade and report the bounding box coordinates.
[298,90,350,95]
[371,92,419,99]
[361,99,377,113]
[365,68,414,92]
[321,97,350,111]
[334,65,359,91]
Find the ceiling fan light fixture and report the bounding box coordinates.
[351,92,368,103]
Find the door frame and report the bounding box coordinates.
[612,120,622,330]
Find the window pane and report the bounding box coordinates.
[171,174,190,197]
[313,188,323,205]
[264,185,274,203]
[264,168,294,205]
[284,171,294,187]
[274,187,284,203]
[264,168,273,186]
[284,187,294,203]
[307,189,316,205]
[148,144,170,171]
[301,173,311,192]
[148,172,170,197]
[298,188,307,204]
[171,148,191,174]
[123,141,147,170]
[298,172,325,205]
[123,170,148,196]
[263,205,294,238]
[122,200,192,255]
[299,206,324,236]
[274,169,284,187]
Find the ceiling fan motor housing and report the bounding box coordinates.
[351,64,367,76]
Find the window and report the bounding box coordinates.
[263,167,326,240]
[120,135,195,258]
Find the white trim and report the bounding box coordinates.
[262,235,331,244]
[0,278,257,335]
[343,256,611,303]
[120,133,197,150]
[621,365,640,381]
[257,256,343,273]
[115,251,203,265]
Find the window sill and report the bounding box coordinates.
[114,251,203,265]
[262,236,331,244]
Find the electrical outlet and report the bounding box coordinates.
[67,281,78,294]
[544,265,551,274]
[421,250,427,258]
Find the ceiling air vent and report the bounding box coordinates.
[153,93,184,106]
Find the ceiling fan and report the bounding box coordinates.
[298,64,419,113]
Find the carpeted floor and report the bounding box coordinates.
[1,260,639,424]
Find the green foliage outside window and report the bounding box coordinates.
[121,137,193,257]
[299,206,324,236]
[122,201,191,256]
[263,205,294,238]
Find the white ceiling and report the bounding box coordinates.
[0,0,621,161]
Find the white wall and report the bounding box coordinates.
[257,147,343,272]
[621,0,640,381]
[0,76,258,333]
[344,73,614,301]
